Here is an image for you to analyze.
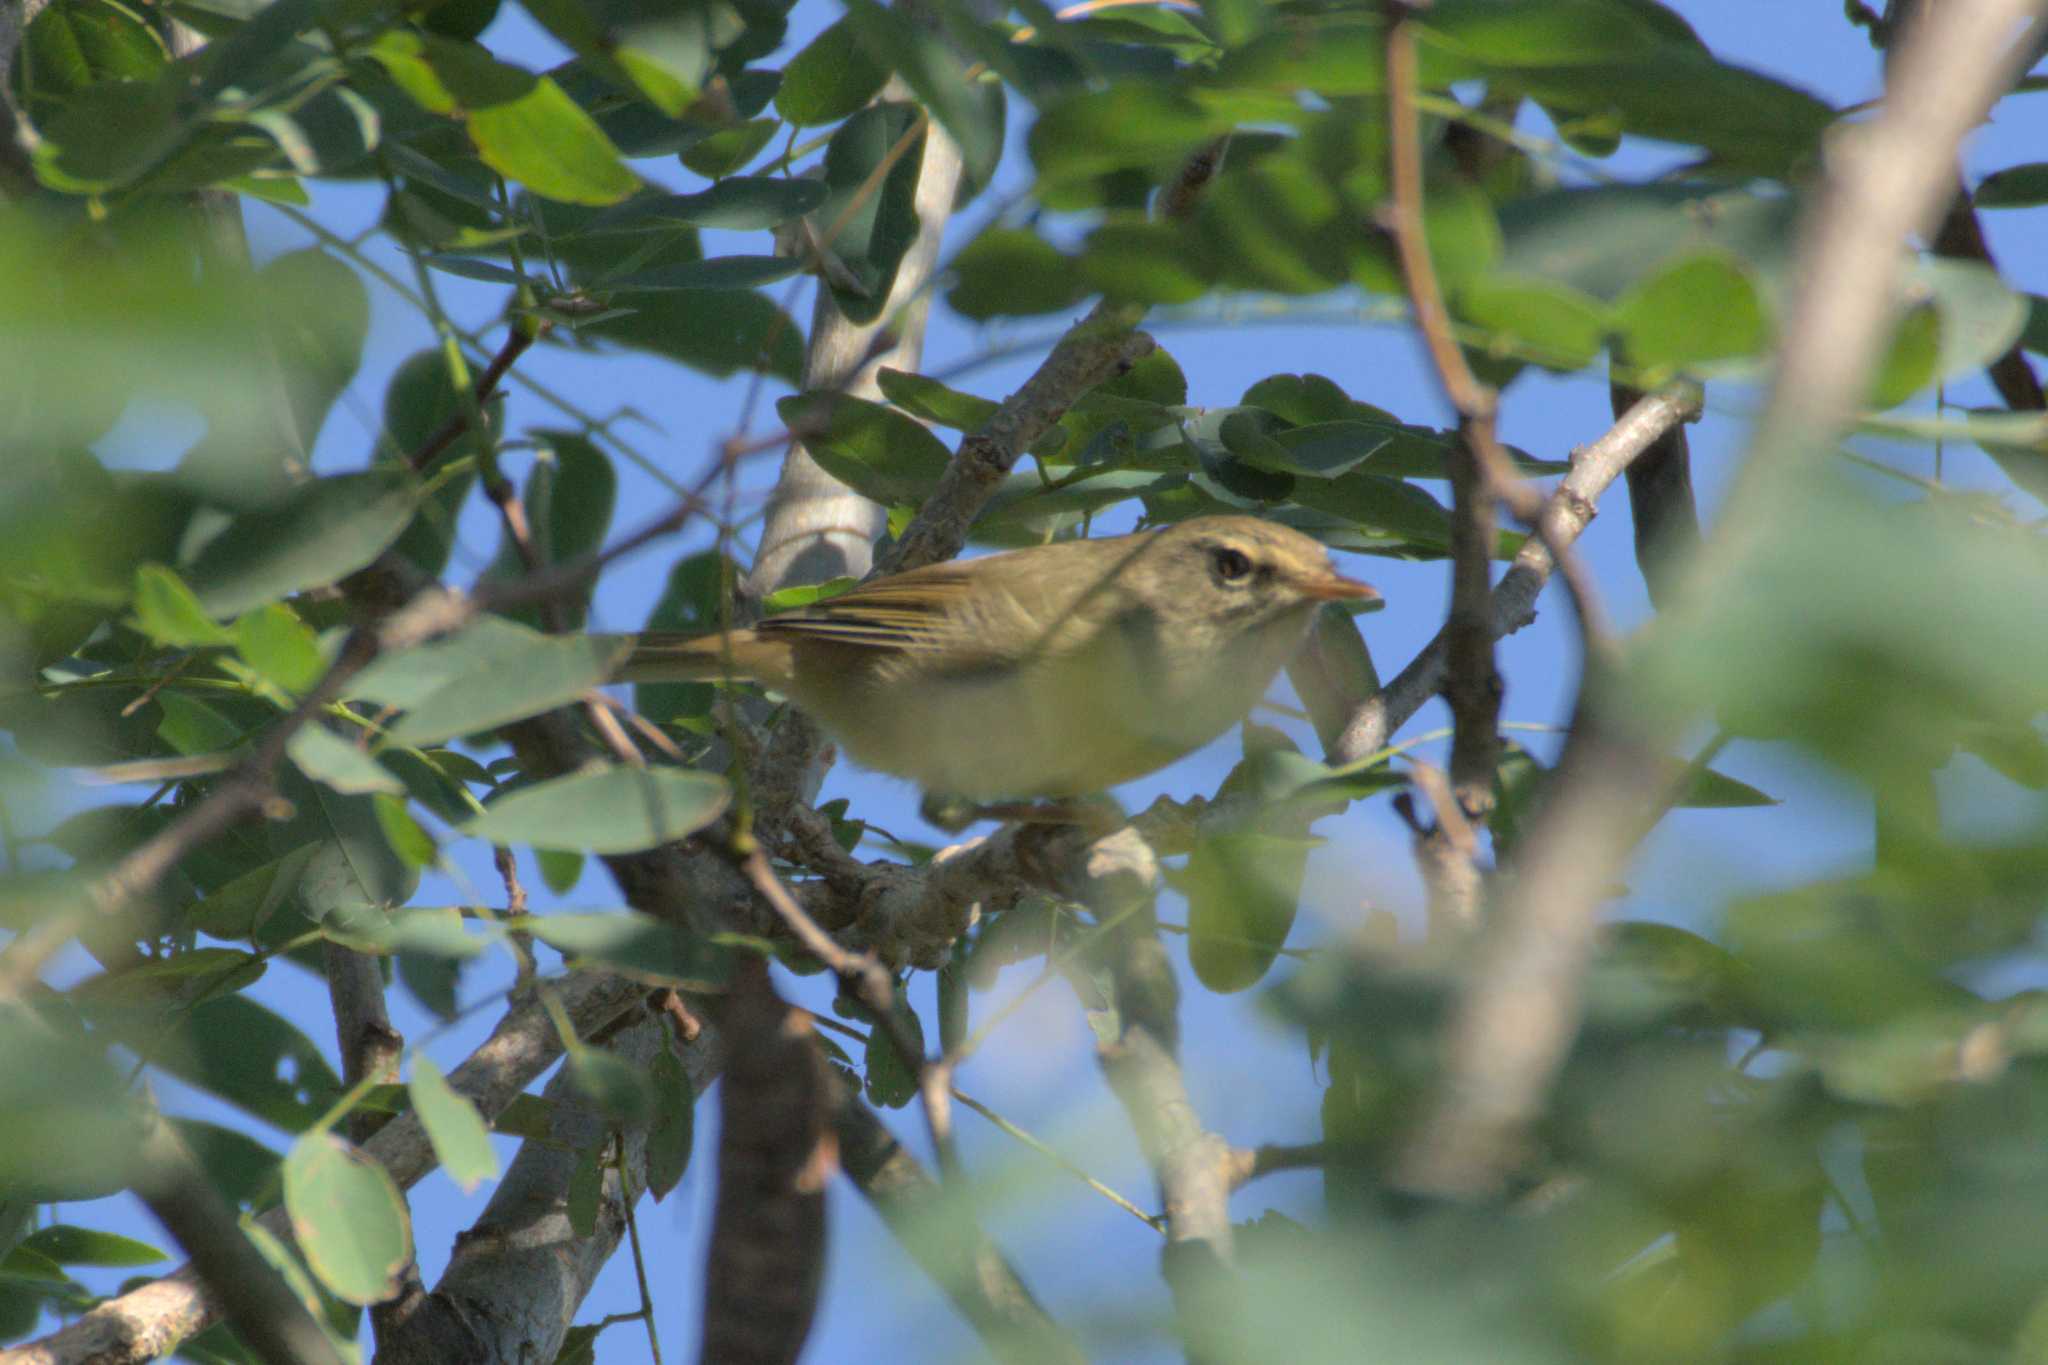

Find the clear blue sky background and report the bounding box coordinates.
[23,2,2048,1361]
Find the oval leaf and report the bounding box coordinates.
[463,765,730,853]
[282,1132,413,1305]
[409,1055,498,1193]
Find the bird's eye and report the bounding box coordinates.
[1213,547,1253,582]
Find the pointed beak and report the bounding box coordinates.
[1298,572,1380,604]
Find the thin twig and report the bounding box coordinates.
[1394,760,1485,937]
[949,1087,1164,1232]
[1330,384,1702,765]
[1381,0,1614,663]
[734,845,956,1170]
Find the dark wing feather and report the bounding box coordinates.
[754,567,981,653]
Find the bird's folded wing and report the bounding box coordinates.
[754,567,984,653]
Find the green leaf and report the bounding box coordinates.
[1612,250,1769,375]
[555,1323,601,1365]
[677,117,777,177]
[284,777,420,926]
[409,1055,498,1193]
[399,949,464,1021]
[156,692,243,756]
[1513,49,1834,178]
[815,102,929,324]
[605,255,801,291]
[646,1047,695,1200]
[372,33,638,205]
[1496,184,1797,304]
[176,1119,284,1210]
[181,469,417,618]
[148,995,341,1131]
[464,765,731,853]
[568,1048,653,1125]
[589,177,828,231]
[1080,219,1211,305]
[283,1132,413,1305]
[776,16,889,126]
[843,0,1003,190]
[68,948,266,1010]
[876,368,1000,431]
[776,391,953,504]
[0,1011,139,1200]
[1228,417,1394,479]
[518,910,731,989]
[1027,83,1229,188]
[1286,471,1455,551]
[519,0,711,116]
[184,845,316,941]
[537,847,585,893]
[355,906,492,959]
[1456,272,1611,373]
[863,997,924,1109]
[1983,163,2048,209]
[131,565,233,647]
[1913,257,2030,383]
[374,794,440,870]
[1352,175,1501,297]
[567,1141,603,1237]
[1676,766,1778,809]
[1185,830,1316,993]
[761,578,858,613]
[20,1226,166,1268]
[1213,19,1386,95]
[377,349,490,574]
[1868,303,1940,410]
[31,67,187,191]
[288,726,404,797]
[483,429,616,631]
[945,227,1086,320]
[258,249,370,452]
[236,604,325,694]
[17,0,167,123]
[383,628,628,746]
[581,283,803,380]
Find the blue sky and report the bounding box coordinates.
[23,1,2048,1361]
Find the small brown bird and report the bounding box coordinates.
[609,515,1376,799]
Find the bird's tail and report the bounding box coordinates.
[598,630,790,686]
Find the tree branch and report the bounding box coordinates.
[698,958,834,1365]
[1329,383,1702,765]
[1057,828,1237,1353]
[1393,0,2047,1202]
[372,1007,710,1365]
[1609,375,1701,610]
[5,971,648,1365]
